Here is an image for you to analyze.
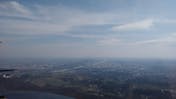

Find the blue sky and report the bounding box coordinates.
[0,0,176,59]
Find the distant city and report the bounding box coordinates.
[0,58,176,99]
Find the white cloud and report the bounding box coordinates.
[156,19,176,24]
[112,19,154,31]
[0,1,119,35]
[0,1,32,18]
[134,33,176,45]
[0,20,73,35]
[98,38,121,45]
[63,33,105,39]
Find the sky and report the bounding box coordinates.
[0,0,176,59]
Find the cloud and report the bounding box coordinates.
[98,38,121,45]
[112,19,154,31]
[134,33,176,45]
[0,1,32,18]
[156,19,176,24]
[0,1,119,35]
[63,33,105,39]
[0,20,73,35]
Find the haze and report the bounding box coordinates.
[0,0,176,59]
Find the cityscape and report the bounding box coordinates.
[0,59,176,99]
